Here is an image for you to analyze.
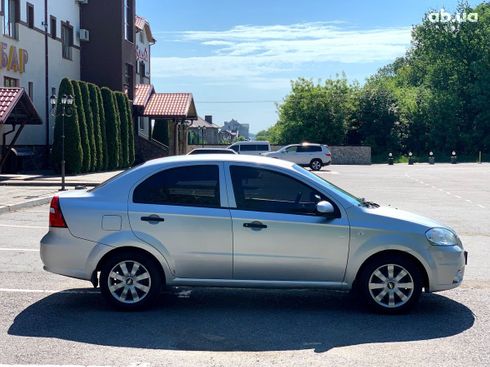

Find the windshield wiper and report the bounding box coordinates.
[359,198,380,208]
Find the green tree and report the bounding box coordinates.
[79,81,97,171]
[114,92,132,167]
[71,80,90,172]
[125,96,135,166]
[88,83,104,171]
[51,78,83,173]
[101,87,121,170]
[96,87,108,170]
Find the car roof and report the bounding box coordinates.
[191,148,234,151]
[140,153,294,169]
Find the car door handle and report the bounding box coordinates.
[141,215,165,223]
[243,221,267,229]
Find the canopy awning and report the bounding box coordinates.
[0,87,42,125]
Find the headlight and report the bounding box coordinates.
[425,228,458,246]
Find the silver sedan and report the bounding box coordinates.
[40,155,467,313]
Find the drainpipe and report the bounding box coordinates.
[44,0,49,156]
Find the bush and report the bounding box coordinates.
[51,78,83,173]
[71,80,90,172]
[101,87,121,170]
[79,81,97,171]
[88,83,104,171]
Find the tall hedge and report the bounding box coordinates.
[88,83,104,171]
[114,92,129,167]
[101,87,121,170]
[125,96,135,166]
[79,81,97,172]
[51,78,83,173]
[71,80,90,172]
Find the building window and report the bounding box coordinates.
[124,0,133,42]
[139,117,144,130]
[4,76,19,87]
[61,23,73,60]
[26,3,33,28]
[50,16,56,38]
[28,81,33,99]
[124,63,133,96]
[139,61,145,83]
[3,0,19,38]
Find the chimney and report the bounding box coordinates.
[205,115,213,124]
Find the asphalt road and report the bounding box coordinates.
[0,163,488,366]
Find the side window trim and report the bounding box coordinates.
[224,163,340,217]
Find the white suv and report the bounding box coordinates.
[263,143,332,170]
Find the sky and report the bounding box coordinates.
[137,0,482,133]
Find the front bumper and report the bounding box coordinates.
[428,244,466,292]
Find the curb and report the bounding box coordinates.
[0,195,53,214]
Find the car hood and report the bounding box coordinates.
[348,205,450,233]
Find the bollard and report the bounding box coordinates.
[429,151,435,165]
[451,151,457,164]
[408,152,414,165]
[388,152,394,165]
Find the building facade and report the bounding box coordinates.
[0,0,80,153]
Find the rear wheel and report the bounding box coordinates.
[100,251,162,311]
[358,255,422,314]
[310,159,323,171]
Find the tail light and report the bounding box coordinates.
[49,195,67,228]
[326,152,332,157]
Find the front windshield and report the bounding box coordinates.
[292,164,363,206]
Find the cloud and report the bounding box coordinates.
[151,22,412,87]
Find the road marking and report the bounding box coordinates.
[478,204,486,208]
[446,192,451,195]
[455,195,462,199]
[0,223,46,229]
[0,288,99,294]
[466,199,472,203]
[0,248,39,252]
[0,365,111,367]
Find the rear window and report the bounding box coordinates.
[133,165,220,207]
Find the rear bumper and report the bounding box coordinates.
[40,228,110,281]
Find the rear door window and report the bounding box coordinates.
[133,165,221,207]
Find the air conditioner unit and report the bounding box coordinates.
[76,0,89,5]
[79,29,90,41]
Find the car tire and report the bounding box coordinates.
[357,254,423,314]
[100,251,162,311]
[310,159,323,171]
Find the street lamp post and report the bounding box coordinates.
[50,94,74,191]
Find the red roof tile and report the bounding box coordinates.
[134,84,154,107]
[143,93,197,119]
[0,88,23,123]
[135,15,156,43]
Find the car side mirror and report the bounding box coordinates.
[316,201,335,215]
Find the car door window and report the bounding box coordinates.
[230,166,329,215]
[239,145,256,152]
[285,146,298,153]
[133,165,220,207]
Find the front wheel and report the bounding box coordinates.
[100,251,162,311]
[357,255,423,314]
[310,159,323,171]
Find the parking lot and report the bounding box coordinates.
[0,163,488,367]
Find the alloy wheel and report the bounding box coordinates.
[108,260,152,304]
[368,263,414,309]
